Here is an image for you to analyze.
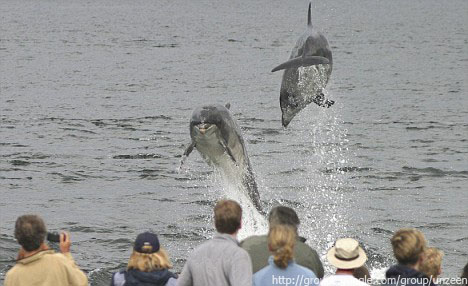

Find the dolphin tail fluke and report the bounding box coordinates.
[271,56,329,72]
[308,2,312,27]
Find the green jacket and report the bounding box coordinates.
[240,234,324,278]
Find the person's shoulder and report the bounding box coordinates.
[336,275,369,286]
[111,271,126,286]
[240,234,267,246]
[165,277,177,286]
[240,235,268,255]
[187,238,214,259]
[5,263,21,279]
[351,276,370,286]
[295,239,318,253]
[252,265,271,282]
[50,252,68,259]
[294,263,317,277]
[318,275,332,286]
[354,277,370,286]
[225,241,250,262]
[235,242,251,255]
[46,252,74,264]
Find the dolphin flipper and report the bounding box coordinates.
[219,139,238,166]
[271,56,329,72]
[303,56,329,67]
[312,92,335,108]
[179,142,196,171]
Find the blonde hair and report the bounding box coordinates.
[127,248,172,272]
[420,247,443,279]
[268,225,296,269]
[391,228,427,265]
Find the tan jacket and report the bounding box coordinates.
[4,250,88,286]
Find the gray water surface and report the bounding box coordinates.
[1,0,467,284]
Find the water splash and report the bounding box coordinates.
[213,170,268,240]
[273,87,352,273]
[179,147,267,240]
[297,65,329,94]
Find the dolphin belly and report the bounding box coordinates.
[280,64,332,127]
[194,133,263,214]
[193,132,236,169]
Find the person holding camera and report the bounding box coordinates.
[4,214,88,286]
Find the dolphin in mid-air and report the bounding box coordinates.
[272,2,334,127]
[180,104,263,214]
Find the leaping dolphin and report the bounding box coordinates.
[180,104,263,214]
[272,2,334,127]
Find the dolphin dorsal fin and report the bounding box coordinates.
[308,2,312,27]
[225,103,231,109]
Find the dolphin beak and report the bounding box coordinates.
[197,123,209,135]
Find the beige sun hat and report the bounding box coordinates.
[327,238,367,269]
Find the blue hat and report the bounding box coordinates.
[134,232,160,253]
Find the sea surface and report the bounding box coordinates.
[1,0,467,285]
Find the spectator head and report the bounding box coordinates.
[327,238,367,270]
[14,215,47,252]
[420,247,443,281]
[391,228,426,267]
[268,206,300,233]
[353,265,370,281]
[268,224,296,269]
[127,232,172,271]
[461,262,468,286]
[214,200,242,235]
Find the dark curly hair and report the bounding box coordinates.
[14,215,47,251]
[268,206,300,232]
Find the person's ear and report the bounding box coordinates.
[416,253,425,269]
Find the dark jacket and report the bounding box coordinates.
[240,234,324,278]
[111,269,177,286]
[384,265,436,286]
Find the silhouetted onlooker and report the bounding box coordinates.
[240,206,323,278]
[353,265,371,282]
[253,225,318,286]
[461,262,468,286]
[384,228,434,286]
[420,247,443,284]
[111,232,177,286]
[4,214,88,286]
[177,199,252,286]
[320,238,369,286]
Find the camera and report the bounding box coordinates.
[47,232,61,243]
